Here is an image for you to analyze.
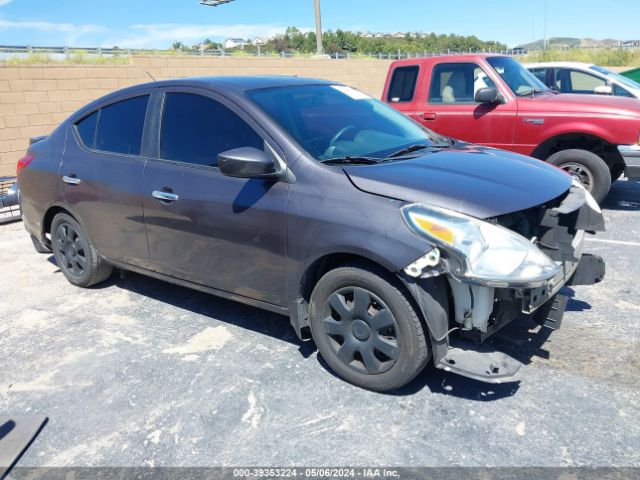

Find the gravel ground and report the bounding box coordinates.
[0,180,639,468]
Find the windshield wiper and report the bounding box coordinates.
[387,142,450,159]
[517,87,545,97]
[319,156,381,165]
[387,144,430,158]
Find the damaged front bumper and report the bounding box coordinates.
[409,184,606,383]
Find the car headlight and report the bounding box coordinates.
[401,204,560,287]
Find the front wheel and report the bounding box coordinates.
[309,263,430,392]
[51,213,112,287]
[546,149,611,203]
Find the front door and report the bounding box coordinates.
[60,94,151,266]
[422,61,517,150]
[142,90,288,306]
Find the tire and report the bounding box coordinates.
[51,213,112,287]
[30,234,51,254]
[546,149,611,203]
[309,262,430,392]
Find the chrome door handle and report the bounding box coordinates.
[62,175,82,185]
[152,190,179,203]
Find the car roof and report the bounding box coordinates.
[117,75,338,96]
[524,61,595,69]
[390,53,507,67]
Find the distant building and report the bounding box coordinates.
[224,38,248,49]
[361,32,374,38]
[392,32,406,38]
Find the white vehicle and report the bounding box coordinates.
[525,62,640,99]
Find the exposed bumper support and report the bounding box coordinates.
[436,338,523,384]
[617,144,640,179]
[569,253,605,286]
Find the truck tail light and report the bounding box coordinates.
[16,155,34,175]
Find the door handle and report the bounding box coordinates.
[422,112,437,121]
[152,190,179,203]
[62,175,82,185]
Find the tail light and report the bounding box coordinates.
[16,155,34,175]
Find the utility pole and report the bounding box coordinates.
[543,0,548,49]
[314,0,324,55]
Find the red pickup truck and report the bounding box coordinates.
[383,54,640,202]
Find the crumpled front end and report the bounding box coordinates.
[407,183,606,383]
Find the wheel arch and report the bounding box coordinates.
[530,132,624,171]
[42,204,76,246]
[292,251,453,366]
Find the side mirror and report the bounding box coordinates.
[474,87,501,104]
[594,85,613,95]
[218,147,277,179]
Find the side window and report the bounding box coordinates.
[428,63,494,104]
[531,68,549,86]
[387,66,419,103]
[571,70,606,93]
[160,93,263,167]
[613,84,633,97]
[75,111,98,149]
[95,96,149,155]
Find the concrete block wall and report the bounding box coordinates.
[0,56,392,176]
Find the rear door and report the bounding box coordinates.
[421,61,517,149]
[141,88,288,306]
[61,94,151,267]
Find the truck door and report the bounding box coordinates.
[420,62,517,150]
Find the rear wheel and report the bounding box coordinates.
[309,263,430,392]
[51,213,112,287]
[546,149,611,203]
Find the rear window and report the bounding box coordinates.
[387,66,419,103]
[74,95,149,156]
[75,111,98,148]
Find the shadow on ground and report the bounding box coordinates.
[602,179,640,211]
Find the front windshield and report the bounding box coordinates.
[590,65,640,90]
[487,56,549,96]
[247,84,449,161]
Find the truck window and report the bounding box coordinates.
[387,66,419,102]
[428,63,495,104]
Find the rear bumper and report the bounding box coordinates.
[617,144,640,179]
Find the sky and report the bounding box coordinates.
[0,0,638,49]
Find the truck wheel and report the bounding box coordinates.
[546,149,611,203]
[309,262,430,392]
[51,213,113,287]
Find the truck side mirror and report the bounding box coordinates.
[594,85,613,95]
[475,87,501,104]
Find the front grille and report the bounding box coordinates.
[0,176,21,224]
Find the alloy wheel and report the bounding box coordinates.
[561,162,595,191]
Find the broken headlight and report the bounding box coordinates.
[401,203,560,287]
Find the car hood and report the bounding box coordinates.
[343,143,572,219]
[518,91,640,117]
